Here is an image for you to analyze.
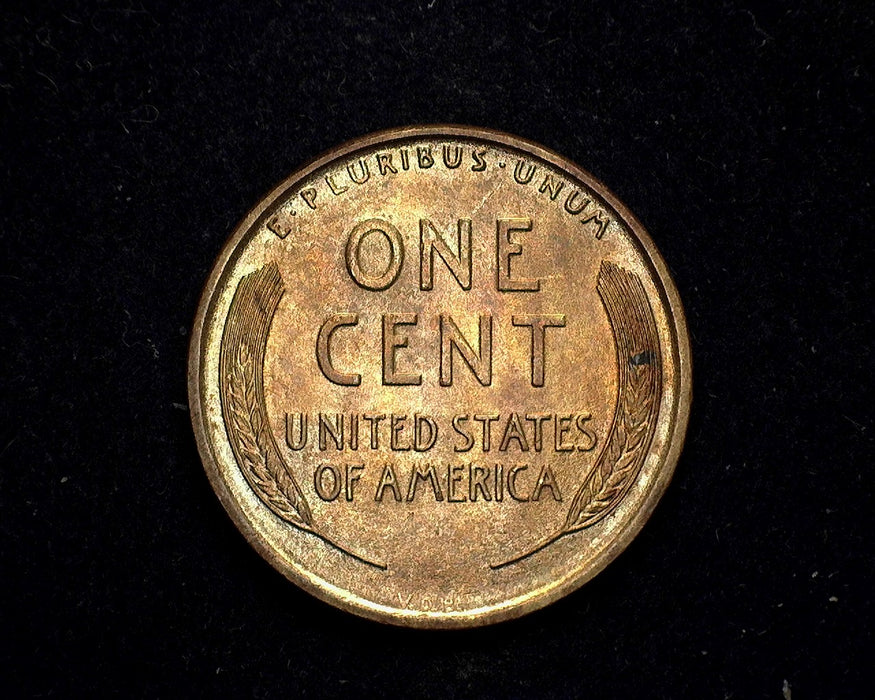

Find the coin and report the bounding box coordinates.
[188,126,691,628]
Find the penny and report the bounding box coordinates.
[188,126,691,627]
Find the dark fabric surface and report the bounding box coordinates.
[1,1,871,697]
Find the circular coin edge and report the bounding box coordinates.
[187,124,693,628]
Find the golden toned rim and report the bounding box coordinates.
[188,125,693,628]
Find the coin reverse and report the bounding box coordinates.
[189,126,691,627]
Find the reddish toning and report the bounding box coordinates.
[189,126,691,627]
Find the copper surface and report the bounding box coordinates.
[188,125,692,627]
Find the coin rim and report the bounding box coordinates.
[188,125,692,628]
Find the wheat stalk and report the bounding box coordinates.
[492,262,661,569]
[226,342,313,529]
[564,363,652,530]
[219,262,385,569]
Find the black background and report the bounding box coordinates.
[2,1,872,697]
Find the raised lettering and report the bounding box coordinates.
[318,413,344,450]
[345,464,364,500]
[554,414,575,452]
[473,414,499,451]
[414,414,438,451]
[440,314,492,386]
[406,464,444,501]
[538,173,564,200]
[374,464,402,502]
[512,314,567,386]
[285,412,307,451]
[419,219,472,291]
[325,174,348,196]
[345,218,404,291]
[497,218,540,292]
[452,414,475,452]
[314,464,341,501]
[300,187,317,210]
[347,414,359,450]
[471,148,487,172]
[377,152,398,175]
[508,465,529,501]
[382,313,422,385]
[581,210,609,239]
[267,214,291,239]
[442,144,462,169]
[417,146,434,169]
[498,412,530,452]
[564,189,590,215]
[513,159,536,184]
[447,464,466,501]
[469,465,491,501]
[390,414,410,451]
[531,465,562,501]
[525,413,551,452]
[576,412,597,451]
[346,158,370,184]
[363,413,385,449]
[316,314,361,386]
